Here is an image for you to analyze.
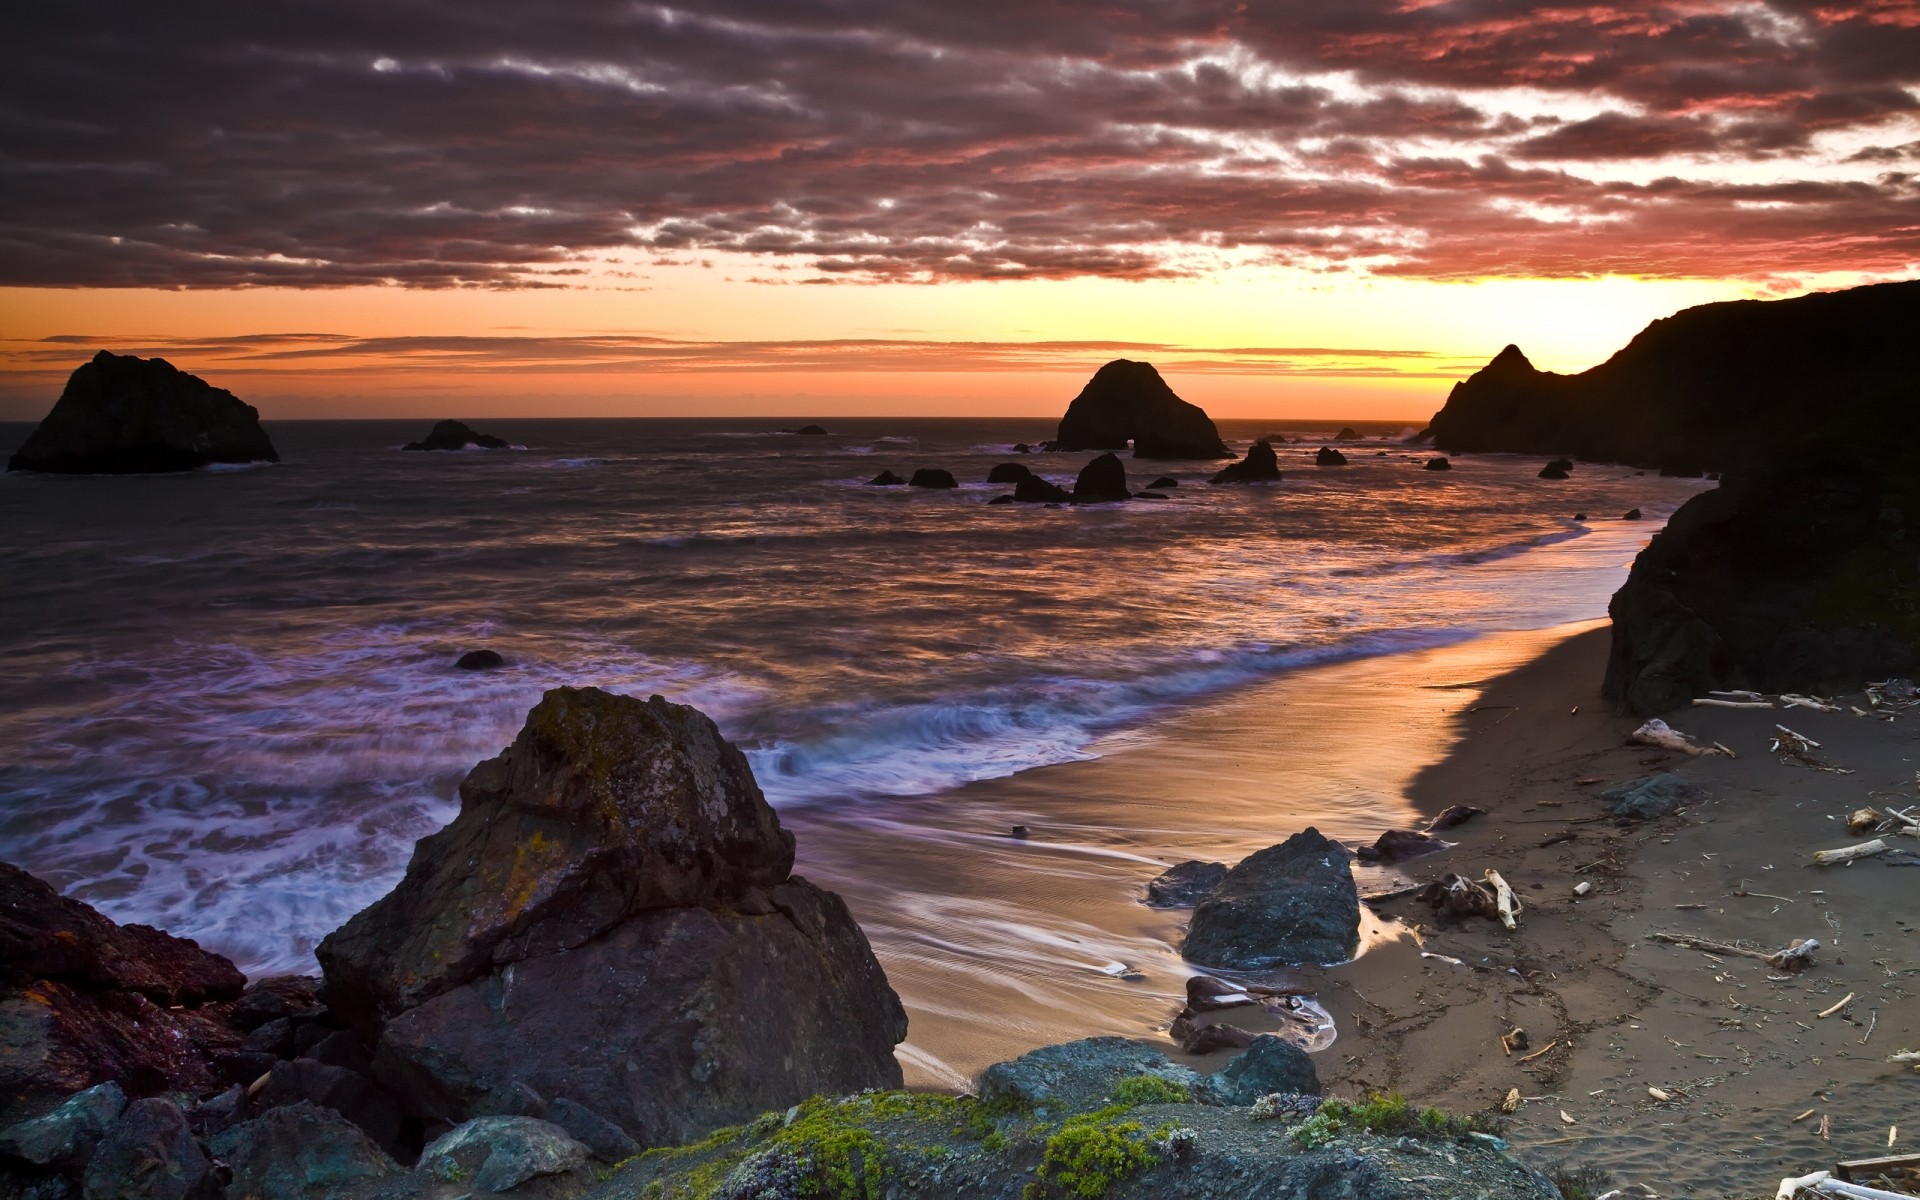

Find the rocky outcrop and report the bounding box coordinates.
[1182,829,1360,970]
[1334,427,1360,441]
[455,649,503,671]
[1603,442,1920,714]
[1314,446,1346,467]
[1145,476,1179,490]
[7,352,278,474]
[0,863,247,1117]
[316,687,906,1148]
[986,463,1032,484]
[1425,280,1920,473]
[1424,456,1451,471]
[1053,361,1230,460]
[81,1097,211,1200]
[1013,476,1071,503]
[1209,440,1282,484]
[1197,1035,1319,1105]
[400,420,510,452]
[867,470,906,486]
[909,468,957,489]
[1070,454,1130,503]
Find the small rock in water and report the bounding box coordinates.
[1133,491,1168,500]
[989,494,1015,505]
[1424,456,1452,471]
[1145,476,1179,489]
[1623,507,1643,519]
[1538,462,1570,479]
[867,470,907,486]
[909,468,958,489]
[1009,825,1031,838]
[1013,475,1071,503]
[456,649,504,671]
[792,424,828,436]
[1573,512,1587,520]
[1070,453,1131,504]
[986,462,1032,484]
[1314,446,1347,466]
[1210,441,1283,485]
[1335,426,1361,441]
[403,419,510,452]
[1012,442,1032,453]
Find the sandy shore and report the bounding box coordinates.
[1297,626,1920,1199]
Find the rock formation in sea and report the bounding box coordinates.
[1334,426,1360,441]
[1182,828,1360,969]
[1070,453,1131,503]
[401,420,511,452]
[6,351,279,474]
[1314,446,1347,467]
[1604,442,1920,715]
[909,468,958,488]
[1423,279,1920,473]
[986,462,1032,484]
[1013,475,1071,503]
[1424,456,1452,471]
[1052,360,1231,460]
[315,686,907,1148]
[867,469,906,486]
[792,424,829,436]
[1209,440,1283,484]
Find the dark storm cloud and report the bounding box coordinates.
[2,1,1916,288]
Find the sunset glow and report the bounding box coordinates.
[3,2,1915,417]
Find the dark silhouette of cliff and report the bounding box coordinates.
[1425,280,1920,474]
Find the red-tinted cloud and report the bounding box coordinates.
[1,1,1915,288]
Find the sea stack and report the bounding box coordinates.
[1053,360,1230,460]
[1210,440,1283,484]
[401,420,511,452]
[7,351,278,473]
[316,687,906,1147]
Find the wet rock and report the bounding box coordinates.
[908,468,957,489]
[207,1102,399,1200]
[1209,441,1283,485]
[1171,1020,1254,1055]
[866,470,906,486]
[401,420,510,452]
[1199,1035,1320,1105]
[244,1018,294,1059]
[1574,512,1588,521]
[544,1097,639,1163]
[220,977,322,1034]
[1011,442,1032,453]
[1352,828,1453,864]
[453,649,504,671]
[182,1086,244,1139]
[988,494,1014,505]
[1052,360,1231,460]
[1335,427,1361,441]
[1012,476,1070,504]
[1538,462,1570,479]
[255,1058,402,1152]
[1314,447,1347,467]
[7,352,278,474]
[317,687,905,1147]
[1145,476,1179,489]
[212,1051,279,1088]
[0,1082,125,1169]
[1601,773,1703,820]
[978,1038,1198,1117]
[1424,456,1452,471]
[1070,453,1131,504]
[1622,506,1642,519]
[417,1117,588,1194]
[792,425,828,436]
[1133,491,1166,500]
[986,463,1032,484]
[1423,804,1485,833]
[80,1098,209,1200]
[1182,829,1360,970]
[1143,861,1227,908]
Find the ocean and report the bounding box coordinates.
[0,416,1710,1084]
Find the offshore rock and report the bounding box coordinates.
[1314,446,1347,467]
[866,470,906,486]
[1539,462,1570,480]
[1425,456,1452,471]
[206,1102,400,1200]
[317,687,905,1147]
[986,462,1032,484]
[400,420,510,452]
[1209,440,1283,484]
[1053,360,1230,460]
[1145,476,1179,489]
[908,468,957,489]
[1183,829,1360,970]
[1013,475,1071,503]
[7,352,277,474]
[1070,453,1131,503]
[1334,426,1361,440]
[1425,281,1920,473]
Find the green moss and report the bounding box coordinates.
[1024,1104,1165,1200]
[1110,1075,1191,1106]
[1288,1093,1499,1151]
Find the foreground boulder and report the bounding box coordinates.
[7,352,278,474]
[206,1102,399,1200]
[1053,360,1230,460]
[316,687,906,1148]
[0,863,246,1117]
[1604,442,1920,714]
[401,419,510,452]
[1070,453,1130,503]
[1209,440,1283,484]
[1183,829,1360,970]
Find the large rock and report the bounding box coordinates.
[977,1038,1198,1117]
[1604,442,1920,714]
[400,420,510,452]
[1182,829,1360,970]
[80,1098,209,1200]
[0,1082,125,1169]
[1209,441,1282,484]
[1142,861,1226,908]
[206,1102,399,1200]
[1053,361,1230,460]
[316,687,906,1148]
[1070,453,1130,504]
[417,1117,588,1193]
[1423,280,1920,473]
[6,352,277,474]
[1198,1035,1320,1105]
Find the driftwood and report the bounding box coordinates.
[1631,718,1734,757]
[1818,993,1856,1019]
[1773,725,1851,771]
[1776,1173,1914,1199]
[1837,1152,1920,1183]
[1781,694,1842,713]
[1694,697,1775,709]
[1812,840,1889,866]
[1885,1049,1920,1071]
[1646,931,1820,972]
[1424,804,1485,833]
[1419,873,1500,921]
[1484,869,1521,930]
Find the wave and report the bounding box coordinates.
[1327,525,1587,577]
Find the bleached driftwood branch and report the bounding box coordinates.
[1632,718,1734,757]
[1645,931,1819,972]
[1484,869,1521,930]
[1812,840,1889,866]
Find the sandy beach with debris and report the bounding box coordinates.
[1287,625,1920,1199]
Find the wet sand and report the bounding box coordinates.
[791,621,1920,1197]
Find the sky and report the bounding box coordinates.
[2,1,1917,420]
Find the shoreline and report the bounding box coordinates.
[1297,625,1920,1199]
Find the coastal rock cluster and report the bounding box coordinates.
[6,351,278,474]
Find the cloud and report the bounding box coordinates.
[1,1,1916,289]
